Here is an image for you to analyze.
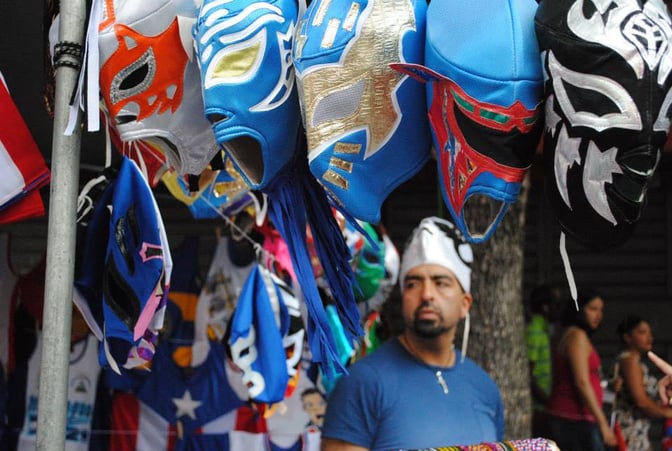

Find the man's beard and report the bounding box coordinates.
[410,318,449,338]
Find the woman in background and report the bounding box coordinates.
[546,288,616,450]
[612,315,672,450]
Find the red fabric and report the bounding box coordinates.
[613,419,627,451]
[13,254,46,326]
[547,345,602,421]
[0,78,50,193]
[234,404,268,433]
[0,189,45,225]
[0,77,50,224]
[663,417,672,450]
[110,392,141,451]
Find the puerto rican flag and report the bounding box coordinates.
[0,71,50,225]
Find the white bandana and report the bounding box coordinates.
[400,217,473,292]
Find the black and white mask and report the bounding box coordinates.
[536,0,672,249]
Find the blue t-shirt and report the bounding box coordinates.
[322,338,504,450]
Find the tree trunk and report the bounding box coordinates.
[460,176,532,440]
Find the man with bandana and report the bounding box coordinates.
[320,217,504,450]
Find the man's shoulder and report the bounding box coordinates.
[346,339,405,374]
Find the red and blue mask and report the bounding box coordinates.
[394,0,544,242]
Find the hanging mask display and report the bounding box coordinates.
[74,157,172,372]
[98,0,219,177]
[293,0,431,224]
[229,264,295,404]
[194,0,301,190]
[195,0,362,377]
[393,0,544,242]
[535,0,672,249]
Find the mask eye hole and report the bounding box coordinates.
[548,51,642,131]
[204,31,266,88]
[114,206,141,274]
[114,217,133,274]
[111,48,156,104]
[311,78,365,127]
[562,83,622,116]
[361,249,380,264]
[103,260,141,329]
[120,63,150,92]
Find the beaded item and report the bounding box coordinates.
[403,437,560,450]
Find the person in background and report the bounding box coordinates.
[546,288,617,450]
[612,315,672,450]
[525,284,562,438]
[320,216,504,451]
[301,387,327,432]
[645,352,672,451]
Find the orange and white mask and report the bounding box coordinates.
[98,0,219,177]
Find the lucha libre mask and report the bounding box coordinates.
[161,154,255,219]
[194,0,301,191]
[342,221,386,302]
[292,0,431,224]
[229,265,294,403]
[196,0,362,377]
[74,157,172,371]
[393,0,544,243]
[536,0,672,249]
[98,0,220,177]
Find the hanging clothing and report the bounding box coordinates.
[17,333,100,451]
[613,351,659,451]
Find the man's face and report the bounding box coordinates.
[401,264,472,338]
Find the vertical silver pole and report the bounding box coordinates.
[36,0,87,449]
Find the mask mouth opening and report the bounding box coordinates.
[222,135,264,187]
[463,194,505,241]
[144,136,183,173]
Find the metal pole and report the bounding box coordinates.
[36,0,87,449]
